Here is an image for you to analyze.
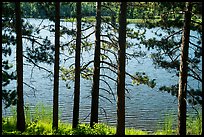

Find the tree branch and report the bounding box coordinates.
[99,79,116,101]
[23,55,53,74]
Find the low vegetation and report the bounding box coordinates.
[2,104,202,135]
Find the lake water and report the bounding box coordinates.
[2,18,202,132]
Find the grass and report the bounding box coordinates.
[187,113,203,135]
[154,114,177,135]
[2,103,202,135]
[2,117,148,135]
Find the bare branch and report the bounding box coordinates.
[100,53,115,65]
[189,41,202,49]
[81,24,95,31]
[100,74,117,83]
[22,36,44,47]
[23,82,37,97]
[99,79,116,101]
[81,60,94,71]
[99,106,108,122]
[188,67,202,82]
[81,30,95,39]
[100,66,117,75]
[23,55,53,74]
[99,94,113,104]
[163,29,183,40]
[101,47,118,62]
[101,34,118,47]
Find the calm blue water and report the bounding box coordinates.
[2,18,202,132]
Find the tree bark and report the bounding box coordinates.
[72,2,81,129]
[116,2,127,135]
[53,2,60,130]
[90,2,101,128]
[178,2,192,135]
[15,2,26,132]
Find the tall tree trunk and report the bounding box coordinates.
[1,2,3,136]
[90,2,101,128]
[15,2,26,132]
[178,2,192,135]
[53,2,60,130]
[116,2,127,135]
[72,2,81,129]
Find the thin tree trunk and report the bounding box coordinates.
[72,2,81,129]
[90,2,101,128]
[15,2,26,132]
[116,2,127,135]
[0,3,3,136]
[53,2,60,130]
[178,2,192,135]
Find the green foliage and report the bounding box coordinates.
[154,113,202,135]
[161,115,176,135]
[31,102,53,123]
[21,2,96,19]
[92,123,115,135]
[2,109,202,135]
[2,117,17,132]
[2,2,17,108]
[139,2,202,106]
[26,36,54,65]
[60,66,75,82]
[132,72,156,88]
[125,128,148,135]
[187,113,202,135]
[72,124,93,135]
[2,2,55,108]
[159,85,202,106]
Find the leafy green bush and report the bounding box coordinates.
[2,117,17,132]
[92,123,115,135]
[72,123,93,135]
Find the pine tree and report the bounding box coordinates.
[90,2,101,128]
[53,2,60,130]
[178,2,192,135]
[72,2,82,129]
[116,2,127,135]
[15,2,26,132]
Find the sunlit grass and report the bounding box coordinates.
[187,113,202,135]
[2,104,202,135]
[125,128,148,135]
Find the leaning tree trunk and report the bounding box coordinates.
[90,2,101,128]
[178,2,192,135]
[15,2,26,132]
[72,2,81,129]
[53,2,60,130]
[116,2,127,135]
